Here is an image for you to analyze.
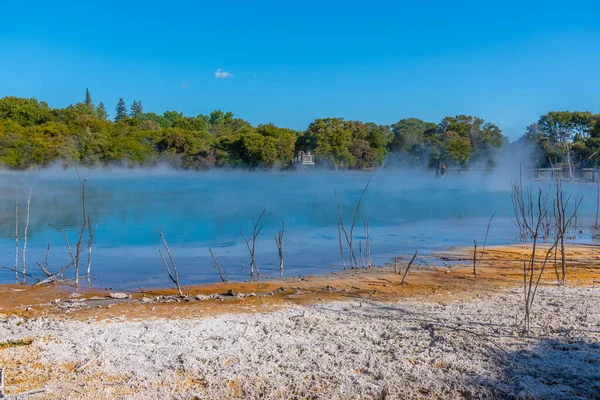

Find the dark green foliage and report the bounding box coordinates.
[96,102,108,120]
[13,93,597,171]
[115,98,127,122]
[526,111,600,167]
[85,88,93,108]
[130,100,143,118]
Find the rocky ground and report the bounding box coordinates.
[1,284,599,399]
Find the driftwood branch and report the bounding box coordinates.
[337,222,346,270]
[14,200,18,284]
[22,188,31,283]
[274,220,284,277]
[86,216,100,277]
[474,213,496,274]
[364,215,371,268]
[241,208,266,277]
[334,176,371,269]
[159,231,182,296]
[401,251,418,285]
[209,248,227,282]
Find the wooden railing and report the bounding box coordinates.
[293,154,315,165]
[439,168,600,182]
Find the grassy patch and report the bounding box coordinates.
[0,338,33,350]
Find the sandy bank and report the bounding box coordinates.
[0,244,599,399]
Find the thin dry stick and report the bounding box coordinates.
[49,224,75,279]
[594,179,600,236]
[274,220,284,277]
[209,248,226,282]
[475,213,496,273]
[33,259,76,286]
[86,216,100,277]
[0,266,41,283]
[364,215,371,268]
[22,188,31,283]
[337,222,346,269]
[401,251,418,285]
[14,199,18,283]
[241,208,266,277]
[334,176,371,269]
[359,241,366,268]
[37,243,51,278]
[472,240,477,275]
[349,177,371,268]
[74,177,88,286]
[159,230,182,296]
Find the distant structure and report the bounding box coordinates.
[293,151,315,169]
[437,167,600,183]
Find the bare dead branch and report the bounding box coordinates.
[159,230,182,296]
[474,213,496,274]
[241,208,266,277]
[337,222,346,270]
[274,220,284,277]
[359,241,366,268]
[401,251,418,285]
[209,248,227,282]
[334,176,371,269]
[0,266,40,283]
[22,188,31,283]
[473,240,477,275]
[14,200,18,284]
[86,216,100,277]
[364,215,371,268]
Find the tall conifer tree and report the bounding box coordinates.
[115,98,127,121]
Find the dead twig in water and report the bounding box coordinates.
[158,230,182,296]
[334,176,371,269]
[359,241,366,268]
[22,188,31,283]
[86,216,100,278]
[49,224,75,280]
[34,259,76,286]
[274,220,284,277]
[14,200,18,284]
[401,251,418,285]
[472,240,477,275]
[74,173,88,286]
[0,266,40,283]
[36,243,51,278]
[209,248,227,282]
[364,215,371,268]
[241,208,266,277]
[337,222,346,270]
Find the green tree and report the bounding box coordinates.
[96,102,108,120]
[85,88,93,109]
[130,100,143,118]
[0,97,53,126]
[115,98,127,122]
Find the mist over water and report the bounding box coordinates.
[0,167,597,290]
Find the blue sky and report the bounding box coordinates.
[1,0,599,140]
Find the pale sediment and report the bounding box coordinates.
[1,285,599,399]
[1,244,600,399]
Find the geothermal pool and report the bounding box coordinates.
[0,168,596,290]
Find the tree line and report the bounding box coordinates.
[0,90,596,170]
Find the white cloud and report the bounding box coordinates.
[180,82,189,89]
[215,68,233,79]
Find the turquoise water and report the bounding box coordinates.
[0,168,596,290]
